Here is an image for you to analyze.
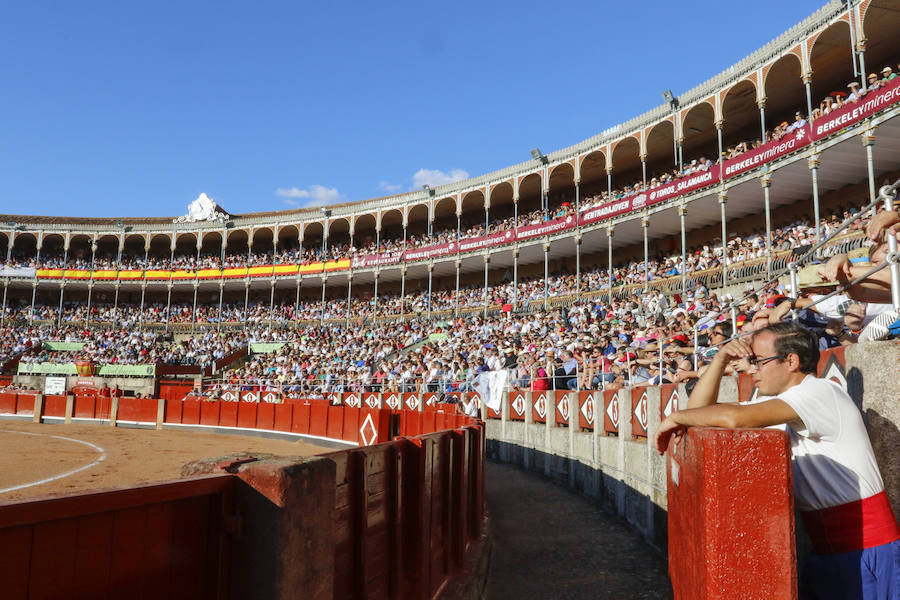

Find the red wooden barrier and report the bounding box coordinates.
[737,372,755,404]
[199,401,220,426]
[342,392,361,408]
[16,393,38,416]
[309,401,328,437]
[256,402,275,430]
[116,398,157,423]
[73,395,95,419]
[326,405,344,439]
[532,391,548,423]
[577,391,595,430]
[341,406,360,444]
[661,384,679,420]
[0,475,233,600]
[402,393,419,411]
[218,401,239,427]
[274,402,293,432]
[667,428,796,599]
[631,388,648,439]
[602,389,619,436]
[237,402,258,429]
[181,398,201,425]
[383,392,402,411]
[363,392,380,409]
[43,395,67,419]
[0,392,16,414]
[157,379,195,403]
[554,391,572,426]
[508,391,526,421]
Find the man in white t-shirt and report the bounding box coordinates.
[654,322,899,598]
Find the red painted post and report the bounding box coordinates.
[667,427,797,599]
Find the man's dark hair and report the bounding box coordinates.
[714,321,733,338]
[754,321,819,374]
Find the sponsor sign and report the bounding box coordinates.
[250,342,286,354]
[515,215,576,241]
[457,230,511,253]
[18,362,78,375]
[578,199,633,225]
[646,165,719,205]
[402,241,456,261]
[722,126,811,178]
[43,341,86,351]
[812,79,900,140]
[351,251,403,269]
[45,376,66,395]
[0,266,36,277]
[96,364,156,377]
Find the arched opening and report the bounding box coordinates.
[147,234,171,268]
[380,209,403,252]
[579,151,607,207]
[680,102,717,168]
[645,120,677,188]
[225,230,250,266]
[406,204,429,246]
[41,234,65,265]
[200,232,223,267]
[809,22,854,112]
[327,218,351,259]
[862,1,900,79]
[460,191,486,238]
[517,173,542,223]
[764,54,806,136]
[173,233,198,268]
[301,223,324,261]
[353,214,377,254]
[489,182,515,230]
[547,163,575,218]
[433,197,458,241]
[11,233,37,264]
[121,234,146,267]
[610,136,641,192]
[95,235,119,267]
[251,228,275,263]
[721,79,759,152]
[277,225,301,259]
[68,235,93,268]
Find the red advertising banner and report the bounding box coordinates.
[645,164,720,205]
[515,215,576,241]
[457,230,513,253]
[350,251,403,269]
[402,241,457,261]
[722,126,811,179]
[812,78,900,140]
[578,198,634,226]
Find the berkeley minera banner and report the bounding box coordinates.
[350,251,403,269]
[515,215,576,241]
[457,230,513,253]
[722,125,812,179]
[402,241,457,261]
[812,78,900,140]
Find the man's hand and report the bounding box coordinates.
[654,415,686,455]
[713,338,754,364]
[866,210,900,242]
[818,254,852,283]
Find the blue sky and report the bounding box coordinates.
[1,1,827,218]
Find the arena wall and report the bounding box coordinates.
[484,340,900,553]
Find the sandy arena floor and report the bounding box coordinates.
[0,421,331,501]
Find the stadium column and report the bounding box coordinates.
[268,277,276,326]
[86,281,93,326]
[513,193,518,227]
[243,278,250,323]
[56,282,65,329]
[761,172,773,278]
[677,135,685,171]
[483,254,490,318]
[863,128,900,309]
[218,280,225,332]
[192,280,199,329]
[575,233,582,296]
[606,166,613,199]
[427,262,433,320]
[346,272,352,328]
[802,71,814,125]
[454,258,461,316]
[574,176,581,220]
[758,97,767,142]
[715,120,725,165]
[543,241,550,310]
[139,281,146,329]
[320,275,327,325]
[220,227,227,264]
[641,154,647,186]
[375,220,381,253]
[400,265,406,316]
[809,152,822,246]
[607,225,614,307]
[0,280,6,327]
[29,233,43,324]
[165,281,173,332]
[512,247,519,310]
[541,163,549,219]
[856,32,868,92]
[719,191,728,288]
[679,203,687,301]
[294,277,301,323]
[373,270,379,321]
[641,215,650,293]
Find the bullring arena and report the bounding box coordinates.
[2,1,900,598]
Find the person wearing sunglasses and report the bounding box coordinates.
[654,321,899,598]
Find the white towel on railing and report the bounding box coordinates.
[474,370,508,413]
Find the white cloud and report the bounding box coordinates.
[275,185,344,207]
[412,168,469,188]
[378,181,403,193]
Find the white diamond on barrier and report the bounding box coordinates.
[365,394,379,408]
[512,394,525,416]
[345,395,359,408]
[244,391,259,403]
[222,391,237,402]
[359,414,378,446]
[405,395,418,410]
[557,394,570,421]
[606,395,619,428]
[580,396,594,425]
[385,394,400,410]
[425,394,436,407]
[664,389,679,418]
[821,357,847,392]
[634,392,649,431]
[535,394,547,419]
[263,392,278,403]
